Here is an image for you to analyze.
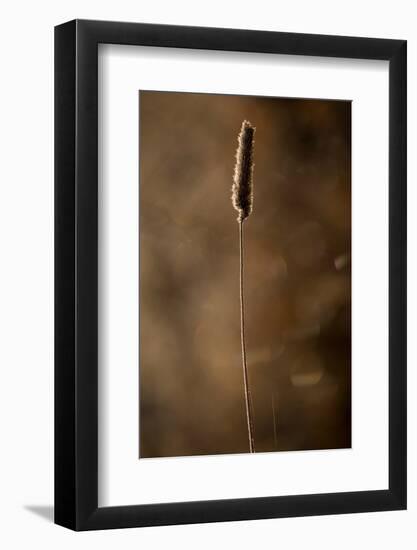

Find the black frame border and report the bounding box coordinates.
[55,19,407,531]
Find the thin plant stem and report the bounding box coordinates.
[239,221,255,453]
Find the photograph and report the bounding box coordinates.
[139,90,352,458]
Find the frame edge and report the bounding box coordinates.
[388,39,407,510]
[54,19,77,530]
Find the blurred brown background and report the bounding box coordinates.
[139,91,351,458]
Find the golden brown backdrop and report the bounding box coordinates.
[139,91,351,458]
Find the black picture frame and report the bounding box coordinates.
[55,19,407,531]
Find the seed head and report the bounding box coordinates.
[232,120,255,222]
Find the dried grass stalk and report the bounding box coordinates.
[232,120,256,453]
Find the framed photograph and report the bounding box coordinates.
[55,19,406,530]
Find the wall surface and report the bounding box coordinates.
[0,1,415,548]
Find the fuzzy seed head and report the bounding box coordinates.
[232,120,255,222]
